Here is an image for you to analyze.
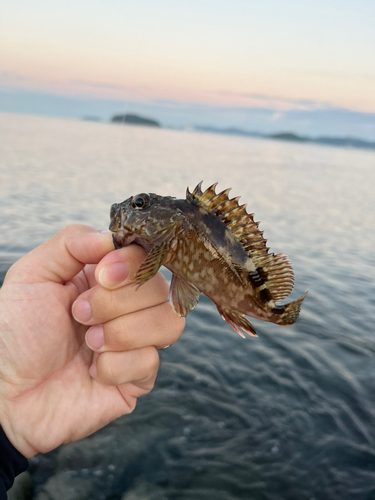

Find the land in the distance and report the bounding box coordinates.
[111,113,161,127]
[105,113,374,151]
[195,126,375,151]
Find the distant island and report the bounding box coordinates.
[106,113,374,151]
[195,126,262,138]
[269,132,307,142]
[194,126,375,151]
[111,113,161,127]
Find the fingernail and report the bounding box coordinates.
[98,262,129,288]
[86,325,104,351]
[72,300,92,323]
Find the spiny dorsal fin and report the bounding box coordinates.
[200,182,218,202]
[209,188,232,211]
[186,182,296,302]
[186,181,203,201]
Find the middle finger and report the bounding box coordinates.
[72,272,169,325]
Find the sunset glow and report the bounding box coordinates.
[1,0,374,137]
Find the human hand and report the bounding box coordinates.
[0,224,184,458]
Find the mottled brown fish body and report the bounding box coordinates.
[163,210,269,320]
[110,183,307,337]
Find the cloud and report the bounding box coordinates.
[0,72,137,99]
[0,71,36,87]
[291,69,375,82]
[69,80,135,91]
[213,90,332,112]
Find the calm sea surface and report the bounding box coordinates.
[1,113,375,500]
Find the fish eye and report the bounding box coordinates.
[132,193,150,210]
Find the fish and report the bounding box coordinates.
[109,182,307,337]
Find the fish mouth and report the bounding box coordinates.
[109,201,137,249]
[109,203,129,249]
[109,203,121,232]
[112,229,137,249]
[112,229,125,249]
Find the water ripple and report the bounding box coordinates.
[2,114,375,500]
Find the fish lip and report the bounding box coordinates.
[109,202,137,249]
[109,218,120,232]
[112,229,137,249]
[112,230,125,249]
[109,203,122,232]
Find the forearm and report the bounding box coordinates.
[0,426,29,499]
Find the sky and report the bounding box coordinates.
[1,0,375,138]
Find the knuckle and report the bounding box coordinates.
[90,288,117,322]
[106,322,132,350]
[145,347,160,373]
[127,399,137,413]
[161,303,185,342]
[63,223,85,234]
[60,224,92,246]
[3,262,17,282]
[97,353,117,385]
[122,243,147,259]
[151,273,170,302]
[56,224,78,248]
[57,224,74,240]
[146,376,156,392]
[3,259,32,285]
[149,303,185,346]
[169,310,185,340]
[138,349,159,390]
[118,388,138,413]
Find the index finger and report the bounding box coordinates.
[5,224,114,285]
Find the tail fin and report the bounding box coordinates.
[275,290,308,326]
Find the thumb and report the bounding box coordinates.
[5,224,114,285]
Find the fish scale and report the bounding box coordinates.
[109,182,308,337]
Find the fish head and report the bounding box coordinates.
[109,192,185,249]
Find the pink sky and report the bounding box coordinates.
[1,0,374,114]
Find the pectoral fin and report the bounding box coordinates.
[216,305,257,338]
[169,274,201,317]
[133,241,170,287]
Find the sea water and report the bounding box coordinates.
[1,113,375,500]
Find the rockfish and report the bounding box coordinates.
[109,182,307,337]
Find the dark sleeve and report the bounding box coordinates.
[0,426,29,499]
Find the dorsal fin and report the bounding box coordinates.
[186,181,204,203]
[186,182,295,302]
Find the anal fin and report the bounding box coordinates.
[133,241,170,287]
[169,274,201,317]
[216,305,257,338]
